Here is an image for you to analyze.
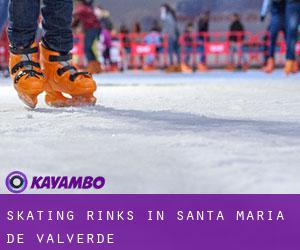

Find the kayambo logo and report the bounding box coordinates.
[5,171,105,194]
[6,171,28,194]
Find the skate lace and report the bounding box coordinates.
[50,54,91,82]
[10,46,44,84]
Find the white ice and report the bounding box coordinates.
[0,71,300,194]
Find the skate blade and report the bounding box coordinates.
[45,97,74,108]
[45,91,74,108]
[46,101,73,108]
[45,94,96,108]
[71,96,97,107]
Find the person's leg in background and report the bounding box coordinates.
[0,0,8,33]
[181,46,192,73]
[198,37,208,72]
[84,27,101,74]
[165,36,176,72]
[262,26,271,65]
[40,0,97,107]
[226,43,237,71]
[103,47,110,69]
[7,0,44,108]
[263,1,286,73]
[175,39,181,67]
[240,43,249,71]
[284,0,300,74]
[168,37,174,65]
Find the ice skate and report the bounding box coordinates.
[284,60,296,75]
[198,63,208,72]
[263,58,275,73]
[242,63,249,71]
[143,65,155,72]
[181,63,193,73]
[86,60,102,74]
[9,43,45,108]
[225,64,235,71]
[165,65,177,73]
[40,43,97,107]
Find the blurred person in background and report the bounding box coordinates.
[72,18,86,69]
[133,23,140,32]
[181,22,194,73]
[131,22,143,69]
[260,0,286,73]
[119,24,131,70]
[160,3,181,72]
[132,22,142,40]
[0,0,9,77]
[94,5,113,31]
[73,0,102,74]
[227,13,248,71]
[120,24,130,48]
[284,0,300,74]
[98,25,112,71]
[109,28,122,72]
[197,11,210,72]
[0,0,8,34]
[151,20,164,69]
[144,21,162,71]
[262,25,271,65]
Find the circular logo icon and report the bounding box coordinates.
[6,171,28,194]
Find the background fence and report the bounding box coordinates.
[1,30,299,72]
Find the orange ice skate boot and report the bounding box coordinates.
[181,63,193,73]
[263,58,275,73]
[87,60,102,74]
[165,64,177,73]
[198,63,208,72]
[40,43,97,107]
[284,60,296,75]
[242,63,249,71]
[225,64,235,71]
[9,43,45,108]
[143,65,155,71]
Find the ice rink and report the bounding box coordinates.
[0,71,300,194]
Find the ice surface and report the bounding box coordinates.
[0,71,300,194]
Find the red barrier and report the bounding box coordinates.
[0,29,9,70]
[296,43,300,53]
[205,42,229,54]
[131,44,156,56]
[179,31,265,68]
[118,32,168,70]
[72,33,85,68]
[0,30,299,71]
